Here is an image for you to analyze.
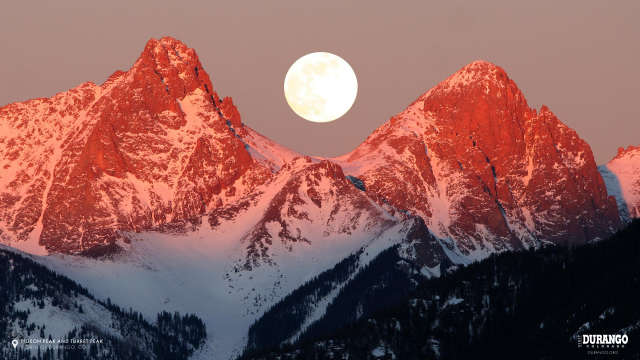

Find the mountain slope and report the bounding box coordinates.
[334,60,620,260]
[0,246,206,360]
[600,145,640,222]
[242,220,640,360]
[34,215,424,359]
[244,217,451,353]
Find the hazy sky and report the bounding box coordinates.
[1,0,638,163]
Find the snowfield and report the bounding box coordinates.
[33,216,410,359]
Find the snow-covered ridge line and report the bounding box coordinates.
[599,145,640,222]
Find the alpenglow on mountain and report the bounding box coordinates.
[0,36,638,359]
[0,37,625,263]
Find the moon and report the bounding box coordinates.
[284,52,358,123]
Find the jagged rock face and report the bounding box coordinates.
[0,37,272,254]
[336,61,620,258]
[600,145,640,222]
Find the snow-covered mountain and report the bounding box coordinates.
[0,36,296,255]
[0,37,633,359]
[334,60,620,259]
[0,38,621,262]
[599,145,640,222]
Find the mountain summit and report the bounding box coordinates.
[600,145,640,222]
[335,60,620,259]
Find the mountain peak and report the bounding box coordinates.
[434,60,513,95]
[461,59,503,72]
[0,36,261,254]
[341,57,620,251]
[475,59,501,67]
[143,36,196,61]
[415,59,530,127]
[129,36,217,103]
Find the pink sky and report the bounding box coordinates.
[0,0,638,163]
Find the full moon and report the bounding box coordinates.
[284,52,358,123]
